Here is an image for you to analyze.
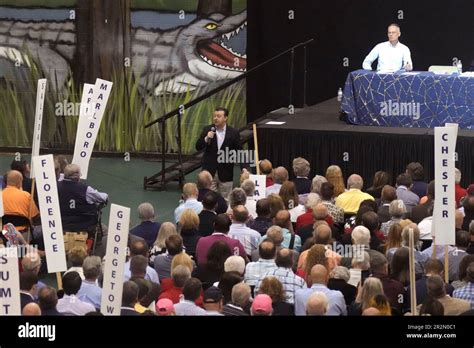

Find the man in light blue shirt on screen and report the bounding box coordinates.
[363,23,412,72]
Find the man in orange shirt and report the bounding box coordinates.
[2,170,39,231]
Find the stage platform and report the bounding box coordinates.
[256,98,474,187]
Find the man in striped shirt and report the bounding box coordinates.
[245,240,278,289]
[229,205,261,257]
[453,263,474,309]
[255,248,306,304]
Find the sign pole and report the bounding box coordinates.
[253,124,260,174]
[408,228,417,315]
[27,178,36,243]
[444,245,449,284]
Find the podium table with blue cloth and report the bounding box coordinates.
[341,70,474,129]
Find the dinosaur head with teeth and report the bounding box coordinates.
[178,10,247,82]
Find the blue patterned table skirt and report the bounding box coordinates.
[341,70,474,129]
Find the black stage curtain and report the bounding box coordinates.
[258,128,474,189]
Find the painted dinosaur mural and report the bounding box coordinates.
[0,2,247,153]
[0,9,247,93]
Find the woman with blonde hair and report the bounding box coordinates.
[178,209,201,260]
[367,294,392,316]
[171,251,194,273]
[149,222,177,265]
[325,165,345,197]
[348,277,384,315]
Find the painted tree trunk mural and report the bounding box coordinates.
[74,0,131,85]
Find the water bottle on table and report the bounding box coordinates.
[337,88,343,102]
[456,60,463,74]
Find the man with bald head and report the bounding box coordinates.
[335,174,374,214]
[2,170,39,231]
[255,248,306,304]
[174,182,202,223]
[256,226,299,268]
[295,264,346,315]
[57,164,108,232]
[306,291,328,315]
[269,210,301,252]
[22,302,42,316]
[10,160,35,196]
[265,226,284,248]
[245,239,278,288]
[250,226,282,265]
[229,205,261,257]
[197,170,228,214]
[266,166,288,196]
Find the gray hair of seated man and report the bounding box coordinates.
[63,164,81,180]
[138,202,155,221]
[293,157,310,177]
[240,179,255,197]
[83,256,102,280]
[330,266,351,282]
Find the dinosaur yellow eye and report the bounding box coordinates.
[205,23,218,30]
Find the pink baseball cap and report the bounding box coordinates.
[251,294,273,314]
[156,298,174,316]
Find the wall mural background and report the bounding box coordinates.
[0,0,247,154]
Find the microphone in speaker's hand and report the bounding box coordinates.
[206,127,216,143]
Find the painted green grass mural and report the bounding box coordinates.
[0,62,245,153]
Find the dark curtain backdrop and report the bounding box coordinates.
[247,0,474,121]
[258,128,474,189]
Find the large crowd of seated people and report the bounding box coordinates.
[1,156,474,316]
